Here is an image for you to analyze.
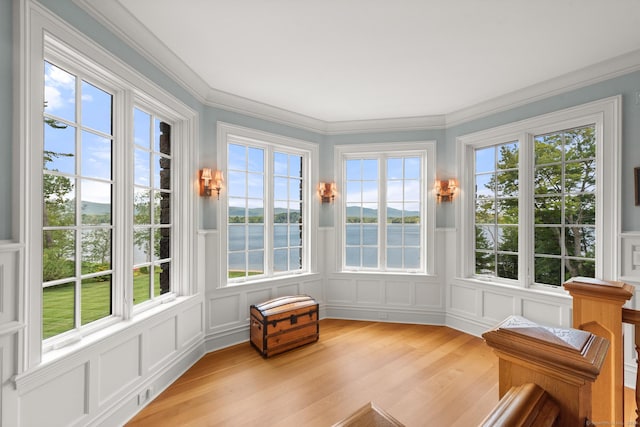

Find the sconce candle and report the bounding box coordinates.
[318,182,337,203]
[200,168,224,199]
[435,179,457,203]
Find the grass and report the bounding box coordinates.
[43,271,161,339]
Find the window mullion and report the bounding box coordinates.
[264,145,273,277]
[519,133,534,288]
[380,155,387,270]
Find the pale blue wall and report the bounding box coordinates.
[0,0,12,240]
[445,70,640,231]
[2,0,639,237]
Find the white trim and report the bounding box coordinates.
[334,141,437,275]
[19,0,198,369]
[73,0,640,133]
[216,122,319,287]
[456,96,621,290]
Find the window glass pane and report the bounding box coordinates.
[81,228,111,272]
[475,146,495,174]
[346,159,361,180]
[43,282,75,339]
[229,199,246,223]
[156,191,171,225]
[247,200,264,223]
[44,121,76,174]
[345,247,360,267]
[289,155,302,177]
[43,174,75,227]
[535,134,563,164]
[387,158,402,179]
[158,262,171,295]
[565,259,595,279]
[404,157,420,179]
[133,228,151,264]
[43,230,76,282]
[534,165,562,194]
[228,225,246,251]
[44,61,76,123]
[535,227,561,255]
[535,257,561,285]
[248,251,264,275]
[134,149,150,186]
[228,253,246,278]
[534,196,562,224]
[133,267,151,305]
[81,180,111,225]
[274,249,288,272]
[362,247,378,268]
[274,225,287,248]
[228,144,246,170]
[81,275,111,325]
[473,142,519,280]
[274,177,287,200]
[362,160,378,180]
[387,248,402,268]
[81,81,112,135]
[497,226,518,252]
[248,173,264,198]
[248,147,264,172]
[228,171,246,198]
[362,225,377,246]
[565,161,595,193]
[475,252,495,275]
[81,131,111,180]
[154,228,170,261]
[346,225,360,245]
[134,108,151,148]
[497,254,518,279]
[289,225,302,247]
[565,194,595,225]
[289,249,302,270]
[248,225,264,250]
[134,188,151,225]
[565,127,595,161]
[565,227,595,258]
[404,248,420,269]
[404,225,420,246]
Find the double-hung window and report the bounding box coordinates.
[459,97,620,288]
[218,123,318,285]
[336,142,436,274]
[29,27,195,358]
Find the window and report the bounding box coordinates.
[459,97,620,288]
[42,61,114,339]
[218,123,318,285]
[28,28,196,357]
[336,142,436,274]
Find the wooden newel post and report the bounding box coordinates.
[564,277,634,425]
[483,316,609,426]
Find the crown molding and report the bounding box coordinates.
[72,0,640,135]
[445,48,640,127]
[73,0,210,104]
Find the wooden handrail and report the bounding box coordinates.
[479,383,559,427]
[622,307,640,425]
[482,315,608,426]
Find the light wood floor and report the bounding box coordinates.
[127,319,639,426]
[127,319,499,426]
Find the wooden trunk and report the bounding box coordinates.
[250,295,319,358]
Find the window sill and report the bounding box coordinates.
[334,270,436,279]
[454,276,572,300]
[15,295,197,392]
[222,271,321,289]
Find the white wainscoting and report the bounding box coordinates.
[201,230,324,353]
[3,230,206,427]
[442,229,573,337]
[321,228,447,325]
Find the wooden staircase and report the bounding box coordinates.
[480,277,640,427]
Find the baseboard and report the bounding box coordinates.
[325,305,446,325]
[445,313,494,338]
[90,339,206,427]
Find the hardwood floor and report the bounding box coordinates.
[127,319,500,426]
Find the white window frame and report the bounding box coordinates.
[456,96,621,290]
[217,122,319,287]
[335,141,437,275]
[19,2,197,367]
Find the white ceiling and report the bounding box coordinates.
[81,0,640,125]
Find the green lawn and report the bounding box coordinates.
[43,271,160,339]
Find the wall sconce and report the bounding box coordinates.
[200,168,224,199]
[435,179,457,203]
[318,182,337,203]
